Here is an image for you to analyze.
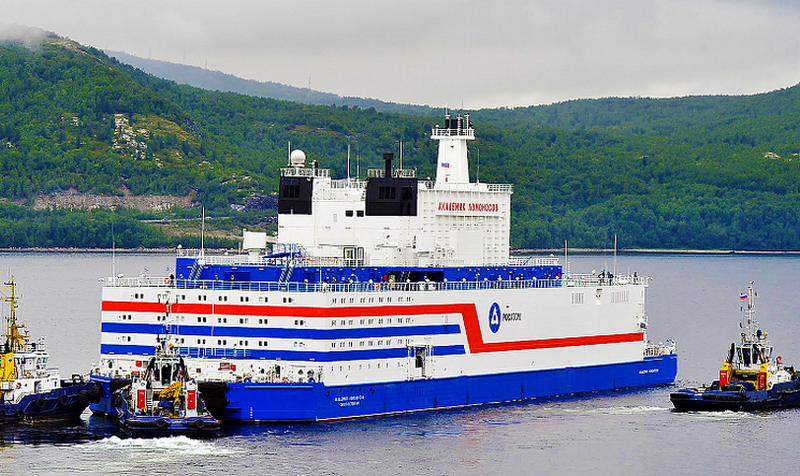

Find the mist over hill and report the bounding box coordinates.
[105,50,436,116]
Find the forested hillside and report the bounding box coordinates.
[106,50,436,116]
[1,34,799,250]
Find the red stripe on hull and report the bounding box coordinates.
[101,300,643,353]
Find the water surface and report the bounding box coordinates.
[2,252,799,475]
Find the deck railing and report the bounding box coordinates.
[104,273,649,292]
[175,250,553,269]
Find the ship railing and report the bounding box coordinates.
[486,184,514,193]
[366,168,417,179]
[563,273,650,287]
[431,126,475,138]
[174,250,547,269]
[645,339,676,357]
[178,347,252,359]
[280,167,330,178]
[507,256,561,266]
[330,179,367,189]
[419,181,512,193]
[105,275,649,292]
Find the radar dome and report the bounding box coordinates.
[290,149,306,167]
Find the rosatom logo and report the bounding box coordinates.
[489,302,501,333]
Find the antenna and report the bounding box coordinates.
[565,240,570,278]
[613,234,618,278]
[399,141,403,169]
[287,141,291,166]
[347,143,351,182]
[476,147,480,183]
[112,220,116,283]
[200,207,206,260]
[356,145,360,180]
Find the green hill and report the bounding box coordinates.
[1,32,800,250]
[105,50,437,116]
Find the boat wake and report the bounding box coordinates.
[96,434,228,452]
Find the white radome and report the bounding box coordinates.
[290,149,306,166]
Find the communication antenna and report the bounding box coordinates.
[347,143,351,182]
[111,220,116,282]
[199,207,206,260]
[476,147,480,183]
[613,234,618,278]
[565,240,570,278]
[399,141,403,169]
[287,141,291,165]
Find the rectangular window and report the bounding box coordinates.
[346,210,354,217]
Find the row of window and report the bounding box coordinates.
[330,338,411,349]
[331,296,415,304]
[332,361,401,373]
[134,293,284,304]
[331,317,413,327]
[610,291,630,303]
[118,334,417,350]
[118,314,419,327]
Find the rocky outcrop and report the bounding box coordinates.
[33,189,195,211]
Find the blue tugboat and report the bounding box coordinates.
[113,327,221,436]
[671,283,800,411]
[0,277,100,423]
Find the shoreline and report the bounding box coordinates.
[2,247,800,256]
[514,248,800,256]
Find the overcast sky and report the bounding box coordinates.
[4,0,800,108]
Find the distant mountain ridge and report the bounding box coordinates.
[3,31,800,251]
[105,50,436,116]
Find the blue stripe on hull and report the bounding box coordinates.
[101,323,462,339]
[99,344,466,361]
[218,354,678,421]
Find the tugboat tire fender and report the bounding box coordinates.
[58,394,70,407]
[15,409,23,419]
[90,381,102,403]
[669,392,692,400]
[155,418,169,429]
[194,419,205,430]
[112,393,124,408]
[34,398,47,410]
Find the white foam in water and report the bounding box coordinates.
[682,410,770,421]
[563,405,669,415]
[92,435,236,456]
[595,405,669,415]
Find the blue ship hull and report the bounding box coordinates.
[1,381,101,423]
[92,354,676,422]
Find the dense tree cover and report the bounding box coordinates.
[106,50,438,116]
[1,36,800,250]
[0,203,236,248]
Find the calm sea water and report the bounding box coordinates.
[2,252,800,476]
